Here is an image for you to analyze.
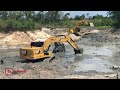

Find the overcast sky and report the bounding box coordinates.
[63,11,108,18]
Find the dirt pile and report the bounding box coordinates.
[82,33,119,42]
[26,30,51,42]
[0,31,33,46]
[34,30,51,40]
[0,29,117,46]
[42,27,68,36]
[69,29,100,41]
[0,30,51,46]
[0,33,7,39]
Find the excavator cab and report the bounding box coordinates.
[31,42,44,47]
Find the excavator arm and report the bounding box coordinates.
[64,35,82,54]
[43,35,83,54]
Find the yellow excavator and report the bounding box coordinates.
[20,20,89,61]
[67,20,89,36]
[20,35,83,61]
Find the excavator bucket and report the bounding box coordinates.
[74,48,83,54]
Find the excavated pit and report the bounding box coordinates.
[0,29,120,79]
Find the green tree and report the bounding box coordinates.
[33,11,44,23]
[79,14,85,20]
[92,14,104,19]
[62,13,70,21]
[44,11,62,23]
[69,17,73,20]
[74,15,80,20]
[0,11,8,20]
[16,11,25,20]
[109,11,120,29]
[86,13,89,18]
[23,11,34,20]
[74,14,85,20]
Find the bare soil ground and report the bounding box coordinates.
[0,28,120,79]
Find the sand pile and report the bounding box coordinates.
[34,30,51,38]
[0,33,7,39]
[26,30,51,42]
[1,31,33,45]
[91,30,100,33]
[0,29,100,46]
[0,30,51,46]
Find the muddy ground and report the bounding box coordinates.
[0,29,120,79]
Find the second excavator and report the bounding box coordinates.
[67,20,89,36]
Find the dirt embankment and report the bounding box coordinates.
[0,27,92,47]
[0,27,119,47]
[1,28,120,79]
[0,29,51,47]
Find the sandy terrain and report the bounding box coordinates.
[0,28,120,79]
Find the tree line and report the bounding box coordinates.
[0,11,119,32]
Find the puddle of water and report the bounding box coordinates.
[0,41,120,73]
[73,56,113,73]
[60,42,120,73]
[82,45,114,56]
[110,52,120,66]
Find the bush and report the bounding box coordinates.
[0,19,38,32]
[0,18,114,33]
[0,19,7,31]
[96,26,112,30]
[109,11,120,29]
[91,19,113,27]
[17,19,36,30]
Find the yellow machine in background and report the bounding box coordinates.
[20,35,83,60]
[67,20,89,36]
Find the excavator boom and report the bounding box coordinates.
[43,35,82,54]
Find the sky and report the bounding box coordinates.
[63,11,108,18]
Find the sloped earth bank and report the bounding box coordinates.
[0,30,51,48]
[0,29,120,79]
